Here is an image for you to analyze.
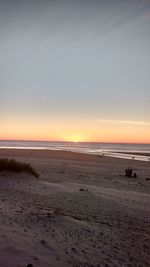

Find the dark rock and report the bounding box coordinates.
[79,188,88,192]
[40,239,46,245]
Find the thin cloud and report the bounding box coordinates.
[96,119,150,125]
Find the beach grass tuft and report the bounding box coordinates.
[0,158,39,178]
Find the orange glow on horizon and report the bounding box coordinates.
[0,116,150,144]
[1,133,150,144]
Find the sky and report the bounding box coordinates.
[0,0,150,143]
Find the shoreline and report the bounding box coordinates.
[103,151,150,162]
[113,151,150,156]
[0,147,150,162]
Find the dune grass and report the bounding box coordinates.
[0,158,39,178]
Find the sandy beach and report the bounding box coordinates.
[0,148,150,267]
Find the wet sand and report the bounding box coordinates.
[0,149,150,267]
[113,151,150,157]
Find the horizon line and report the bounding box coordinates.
[0,139,150,145]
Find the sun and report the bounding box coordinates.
[64,135,85,143]
[71,136,80,143]
[73,139,79,143]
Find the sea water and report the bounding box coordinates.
[0,140,150,162]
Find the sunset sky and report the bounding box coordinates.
[0,0,150,143]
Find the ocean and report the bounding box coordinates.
[0,140,150,162]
